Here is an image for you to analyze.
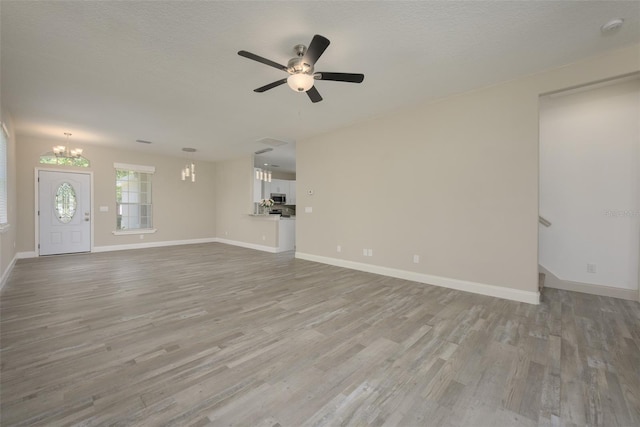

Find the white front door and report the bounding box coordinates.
[39,170,91,255]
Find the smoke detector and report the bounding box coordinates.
[601,18,624,34]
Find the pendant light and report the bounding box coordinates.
[181,148,196,182]
[255,164,271,182]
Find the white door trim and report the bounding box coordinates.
[35,168,94,256]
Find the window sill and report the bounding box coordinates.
[0,223,10,234]
[112,228,157,236]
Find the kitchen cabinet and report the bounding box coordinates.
[262,181,271,199]
[288,181,296,205]
[270,179,289,195]
[258,177,297,205]
[278,218,295,251]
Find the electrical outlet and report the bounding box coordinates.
[363,248,368,256]
[337,245,341,253]
[587,263,597,273]
[305,206,313,213]
[413,255,420,264]
[225,231,229,236]
[367,249,373,257]
[139,234,144,240]
[262,235,266,241]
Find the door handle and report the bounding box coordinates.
[84,212,90,222]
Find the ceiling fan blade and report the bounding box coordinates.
[306,86,323,103]
[238,50,288,71]
[315,72,365,83]
[254,79,287,93]
[303,35,330,65]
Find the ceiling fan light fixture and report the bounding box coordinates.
[287,73,314,92]
[239,35,363,103]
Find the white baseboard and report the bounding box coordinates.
[295,252,540,305]
[0,254,18,293]
[216,238,279,253]
[539,265,638,301]
[14,237,282,259]
[16,251,37,259]
[93,237,219,253]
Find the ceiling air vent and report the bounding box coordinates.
[254,148,274,155]
[257,138,288,147]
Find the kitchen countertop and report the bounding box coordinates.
[248,214,296,220]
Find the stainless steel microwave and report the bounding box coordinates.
[270,193,286,205]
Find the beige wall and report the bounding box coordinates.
[16,136,216,252]
[296,44,640,294]
[0,110,18,288]
[215,156,278,247]
[5,44,639,299]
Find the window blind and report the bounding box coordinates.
[0,122,8,225]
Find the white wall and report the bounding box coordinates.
[539,78,640,290]
[295,44,639,303]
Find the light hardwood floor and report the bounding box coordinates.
[1,243,639,426]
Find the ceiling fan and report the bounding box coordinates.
[238,34,364,103]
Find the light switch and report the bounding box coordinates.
[99,206,109,212]
[305,207,313,213]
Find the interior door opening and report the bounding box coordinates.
[538,75,640,300]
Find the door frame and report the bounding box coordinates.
[34,167,95,256]
[538,75,640,302]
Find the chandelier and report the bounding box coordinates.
[53,132,83,158]
[181,147,196,182]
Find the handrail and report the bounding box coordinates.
[539,216,551,227]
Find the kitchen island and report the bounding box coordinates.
[232,214,295,253]
[277,216,295,252]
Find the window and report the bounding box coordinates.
[55,182,77,223]
[0,122,8,228]
[114,163,155,232]
[39,154,90,167]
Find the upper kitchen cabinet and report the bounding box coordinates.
[270,179,289,195]
[261,178,296,205]
[288,181,296,205]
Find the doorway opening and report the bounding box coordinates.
[538,74,640,301]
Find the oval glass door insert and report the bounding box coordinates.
[55,182,77,223]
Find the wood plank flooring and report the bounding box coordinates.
[1,243,639,426]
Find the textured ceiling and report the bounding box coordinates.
[2,1,639,172]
